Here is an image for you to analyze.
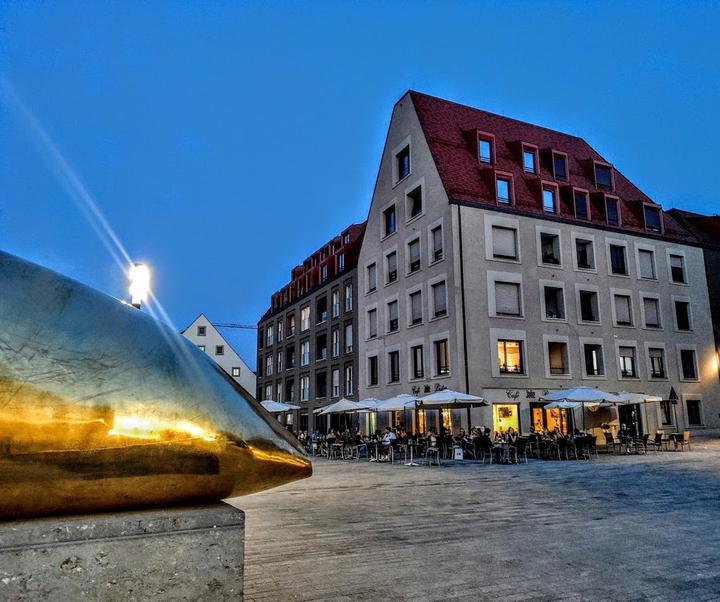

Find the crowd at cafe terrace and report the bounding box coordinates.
[260,386,693,465]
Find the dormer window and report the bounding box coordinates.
[594,163,613,190]
[396,145,410,181]
[574,190,589,220]
[644,206,662,233]
[542,185,557,213]
[553,153,568,181]
[478,138,493,163]
[606,196,620,226]
[496,176,512,205]
[523,146,537,173]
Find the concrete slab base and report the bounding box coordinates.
[0,502,244,601]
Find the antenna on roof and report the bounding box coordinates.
[212,323,258,330]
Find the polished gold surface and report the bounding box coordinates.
[0,250,311,519]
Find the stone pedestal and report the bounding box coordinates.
[0,503,244,601]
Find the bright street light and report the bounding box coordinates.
[128,262,150,308]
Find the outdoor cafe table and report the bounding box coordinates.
[403,441,423,466]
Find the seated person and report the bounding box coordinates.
[380,427,397,460]
[506,427,518,444]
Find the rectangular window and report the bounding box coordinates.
[344,323,353,353]
[432,281,447,318]
[316,371,327,399]
[575,239,594,270]
[496,177,511,204]
[383,205,397,237]
[344,283,353,311]
[544,286,565,320]
[680,349,698,380]
[231,367,241,377]
[410,290,423,325]
[542,187,557,213]
[300,341,310,366]
[595,164,613,189]
[649,348,665,378]
[540,232,561,265]
[287,314,296,337]
[579,290,599,322]
[547,341,569,375]
[408,238,421,273]
[316,296,328,323]
[609,244,628,275]
[368,309,377,339]
[643,297,661,328]
[675,301,691,331]
[266,326,273,346]
[286,380,295,402]
[619,346,637,378]
[495,281,521,316]
[606,197,620,226]
[315,333,327,361]
[434,339,450,375]
[492,226,518,260]
[396,146,410,181]
[407,185,423,219]
[584,344,604,376]
[574,191,588,219]
[660,400,673,425]
[320,264,328,282]
[670,254,686,283]
[215,345,224,356]
[638,249,656,279]
[300,306,310,331]
[332,329,340,357]
[431,226,443,261]
[368,356,378,386]
[523,148,536,173]
[286,346,295,368]
[198,344,206,352]
[614,294,633,326]
[337,252,345,272]
[332,290,340,317]
[265,355,273,376]
[197,325,206,336]
[277,321,283,342]
[388,351,400,383]
[332,368,340,397]
[553,153,567,181]
[386,251,398,283]
[367,263,377,292]
[276,351,283,373]
[265,384,272,401]
[388,300,399,332]
[479,138,493,163]
[497,340,523,374]
[345,365,354,395]
[411,345,424,379]
[687,399,702,426]
[644,206,661,232]
[300,376,310,401]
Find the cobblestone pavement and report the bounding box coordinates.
[229,438,720,602]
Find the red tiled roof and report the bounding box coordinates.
[667,209,720,247]
[409,91,692,241]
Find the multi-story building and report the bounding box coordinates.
[357,91,720,435]
[182,313,256,396]
[256,223,365,433]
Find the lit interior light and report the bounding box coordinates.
[128,262,150,308]
[108,414,216,441]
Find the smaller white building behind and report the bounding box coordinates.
[182,314,256,397]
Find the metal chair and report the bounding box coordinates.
[510,438,529,464]
[424,439,441,466]
[677,431,691,451]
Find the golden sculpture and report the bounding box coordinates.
[0,250,311,518]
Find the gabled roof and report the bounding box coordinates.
[409,91,692,241]
[667,209,720,248]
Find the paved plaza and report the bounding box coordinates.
[230,437,720,602]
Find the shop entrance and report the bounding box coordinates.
[530,402,571,435]
[492,403,520,435]
[618,403,643,437]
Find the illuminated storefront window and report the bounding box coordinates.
[441,408,452,432]
[530,403,570,434]
[493,403,519,434]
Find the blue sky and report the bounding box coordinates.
[1,1,718,369]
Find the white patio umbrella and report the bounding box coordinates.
[317,398,376,415]
[373,394,418,412]
[261,400,301,413]
[419,390,487,431]
[611,392,663,436]
[542,387,621,431]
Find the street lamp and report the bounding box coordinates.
[128,262,150,309]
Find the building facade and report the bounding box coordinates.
[357,91,720,435]
[181,313,256,396]
[256,224,365,433]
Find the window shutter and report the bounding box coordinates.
[433,282,447,313]
[639,250,654,278]
[643,298,659,326]
[411,292,422,321]
[492,227,517,258]
[495,282,520,315]
[615,295,631,324]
